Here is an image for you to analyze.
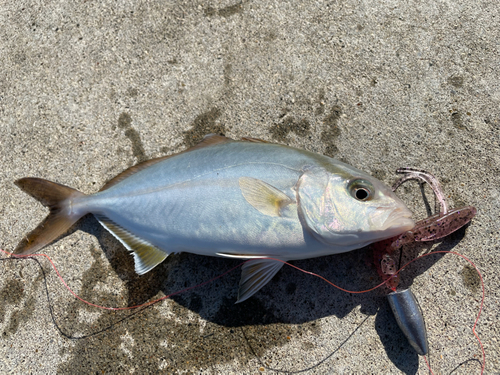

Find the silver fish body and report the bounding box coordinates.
[15,135,415,302]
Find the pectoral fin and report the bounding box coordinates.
[237,259,284,303]
[95,215,169,275]
[239,177,293,217]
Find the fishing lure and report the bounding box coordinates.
[373,168,477,355]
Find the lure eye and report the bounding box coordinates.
[348,179,374,201]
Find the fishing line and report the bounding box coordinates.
[0,248,485,374]
[241,315,372,374]
[0,249,244,311]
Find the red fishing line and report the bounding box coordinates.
[0,249,243,311]
[0,248,485,373]
[424,355,435,375]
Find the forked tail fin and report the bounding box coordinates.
[14,177,87,255]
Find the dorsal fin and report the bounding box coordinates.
[193,134,232,148]
[100,134,233,191]
[241,137,271,143]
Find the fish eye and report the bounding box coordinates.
[354,187,370,200]
[348,179,374,201]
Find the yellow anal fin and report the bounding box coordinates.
[237,259,284,303]
[95,215,169,275]
[238,177,294,217]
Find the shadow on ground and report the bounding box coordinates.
[32,214,469,373]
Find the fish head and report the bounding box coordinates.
[296,166,415,249]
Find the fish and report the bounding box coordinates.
[14,135,415,302]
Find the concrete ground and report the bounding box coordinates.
[1,0,498,373]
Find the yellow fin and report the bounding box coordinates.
[238,177,293,217]
[236,259,284,303]
[95,215,168,274]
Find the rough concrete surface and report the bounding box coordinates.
[0,0,498,374]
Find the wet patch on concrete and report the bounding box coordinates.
[126,87,138,98]
[117,112,132,129]
[450,111,467,130]
[0,279,24,306]
[205,2,243,18]
[315,88,326,115]
[182,107,225,148]
[461,265,480,294]
[117,112,147,162]
[159,146,171,155]
[263,31,277,42]
[57,304,203,373]
[321,106,342,157]
[270,116,311,141]
[243,320,321,359]
[224,63,232,86]
[0,269,43,338]
[56,243,166,372]
[0,279,24,325]
[447,75,464,88]
[323,106,342,132]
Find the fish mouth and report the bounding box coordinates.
[381,206,415,233]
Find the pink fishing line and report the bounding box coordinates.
[0,248,485,374]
